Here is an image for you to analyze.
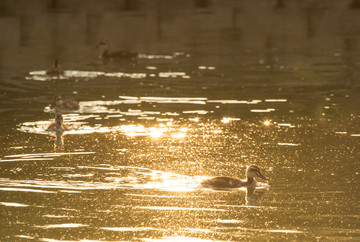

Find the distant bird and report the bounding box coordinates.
[201,165,268,189]
[96,40,138,61]
[50,95,79,113]
[46,113,69,132]
[46,59,64,76]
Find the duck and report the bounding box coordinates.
[201,165,268,189]
[50,95,79,113]
[96,40,138,61]
[46,59,64,76]
[46,113,69,132]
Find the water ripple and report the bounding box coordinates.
[0,166,208,193]
[0,202,29,207]
[27,70,147,81]
[1,152,95,163]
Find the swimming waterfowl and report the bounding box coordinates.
[96,40,138,61]
[46,59,64,76]
[50,95,79,113]
[201,165,268,189]
[46,113,69,132]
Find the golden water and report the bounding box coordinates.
[1,1,360,241]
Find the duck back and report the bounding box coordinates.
[201,177,242,189]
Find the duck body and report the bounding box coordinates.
[201,165,268,189]
[46,113,69,132]
[101,49,138,60]
[50,95,79,113]
[46,59,64,76]
[96,41,138,61]
[201,177,243,189]
[47,123,69,132]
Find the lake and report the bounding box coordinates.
[0,1,359,241]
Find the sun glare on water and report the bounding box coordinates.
[264,120,271,126]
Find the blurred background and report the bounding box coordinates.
[1,0,359,78]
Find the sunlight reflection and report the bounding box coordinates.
[157,119,173,122]
[0,202,29,207]
[125,193,177,198]
[183,110,208,115]
[149,127,165,138]
[27,70,147,81]
[221,117,230,123]
[213,226,304,234]
[0,188,56,193]
[1,152,94,163]
[189,117,200,122]
[208,99,261,104]
[117,124,186,137]
[179,127,189,132]
[21,95,289,141]
[278,123,295,128]
[15,236,36,240]
[171,133,186,139]
[159,72,187,78]
[277,143,300,146]
[136,206,225,211]
[19,117,198,137]
[251,108,275,113]
[43,215,71,218]
[221,117,241,123]
[120,125,146,136]
[144,236,215,242]
[198,66,216,70]
[143,171,206,192]
[264,229,304,234]
[216,219,243,224]
[139,96,207,105]
[102,227,162,232]
[264,99,287,102]
[138,53,178,59]
[38,223,88,229]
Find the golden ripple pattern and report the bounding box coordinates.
[20,96,289,138]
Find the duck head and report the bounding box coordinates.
[96,40,110,52]
[246,165,268,180]
[50,95,63,109]
[53,59,61,68]
[95,40,111,59]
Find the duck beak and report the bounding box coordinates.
[257,172,268,180]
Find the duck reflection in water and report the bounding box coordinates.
[201,165,268,189]
[54,129,64,148]
[96,40,138,61]
[245,186,268,206]
[50,95,79,113]
[46,59,64,76]
[46,113,69,148]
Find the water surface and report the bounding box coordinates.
[1,1,360,241]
